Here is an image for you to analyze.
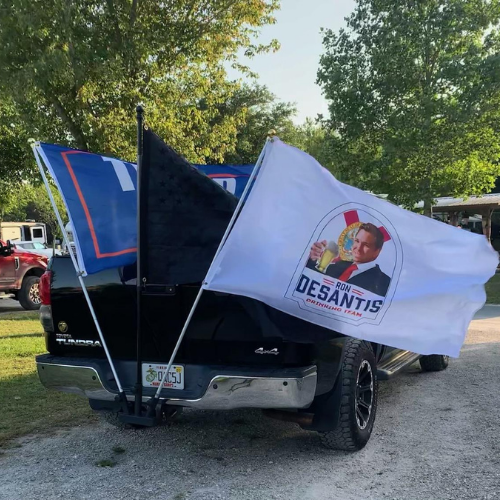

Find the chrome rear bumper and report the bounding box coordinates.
[37,361,317,410]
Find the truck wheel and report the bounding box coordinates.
[420,355,449,372]
[319,338,378,451]
[18,276,42,310]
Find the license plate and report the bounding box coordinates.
[142,363,184,390]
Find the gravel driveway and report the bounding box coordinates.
[0,314,499,500]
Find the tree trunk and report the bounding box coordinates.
[482,209,492,242]
[450,212,459,226]
[49,95,89,151]
[423,198,433,218]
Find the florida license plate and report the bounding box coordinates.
[142,363,184,389]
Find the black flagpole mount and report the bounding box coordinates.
[135,105,144,418]
[118,104,159,427]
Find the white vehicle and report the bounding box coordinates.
[61,222,76,255]
[0,221,47,244]
[12,241,61,259]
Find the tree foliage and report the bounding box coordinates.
[0,0,279,176]
[219,85,333,168]
[317,0,500,209]
[220,84,298,163]
[0,180,16,223]
[292,118,334,172]
[0,99,34,184]
[3,183,67,242]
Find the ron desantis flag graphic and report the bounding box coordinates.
[203,139,498,357]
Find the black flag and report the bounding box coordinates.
[140,129,238,285]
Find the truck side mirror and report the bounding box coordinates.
[4,240,14,256]
[0,241,13,257]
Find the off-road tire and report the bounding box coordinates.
[319,338,378,451]
[18,276,41,310]
[419,354,449,372]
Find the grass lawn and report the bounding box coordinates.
[0,312,94,448]
[485,273,500,304]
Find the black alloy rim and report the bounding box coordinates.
[355,359,374,430]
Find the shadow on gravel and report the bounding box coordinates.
[137,408,321,452]
[103,365,427,463]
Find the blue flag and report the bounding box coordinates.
[194,164,253,198]
[36,142,253,275]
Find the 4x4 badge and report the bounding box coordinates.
[255,347,279,355]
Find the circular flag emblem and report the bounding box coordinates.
[338,221,363,261]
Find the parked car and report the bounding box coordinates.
[12,241,61,259]
[0,240,48,310]
[35,255,449,451]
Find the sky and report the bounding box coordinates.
[227,0,356,123]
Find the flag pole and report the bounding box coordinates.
[150,135,273,404]
[31,141,130,411]
[134,105,145,418]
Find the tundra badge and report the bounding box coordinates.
[55,338,102,347]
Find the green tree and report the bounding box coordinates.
[317,0,500,212]
[220,84,299,163]
[292,118,334,172]
[0,99,34,183]
[0,0,279,172]
[218,85,333,167]
[4,183,68,243]
[0,180,16,223]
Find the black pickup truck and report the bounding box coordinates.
[36,255,449,451]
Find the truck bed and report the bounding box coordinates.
[44,256,336,367]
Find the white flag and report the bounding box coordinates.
[203,139,498,357]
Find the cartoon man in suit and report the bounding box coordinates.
[306,222,391,297]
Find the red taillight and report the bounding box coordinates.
[39,271,52,305]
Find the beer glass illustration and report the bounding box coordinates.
[316,241,339,272]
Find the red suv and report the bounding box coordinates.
[0,240,48,310]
